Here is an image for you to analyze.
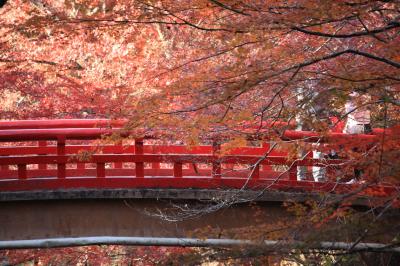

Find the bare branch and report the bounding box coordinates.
[0,58,84,70]
[209,0,250,16]
[293,21,400,39]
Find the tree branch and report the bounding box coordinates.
[293,21,400,39]
[209,0,250,16]
[0,58,84,70]
[160,49,399,115]
[287,49,400,70]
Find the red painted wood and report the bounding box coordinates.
[152,162,160,169]
[38,141,48,170]
[0,146,134,156]
[0,145,288,157]
[261,142,273,171]
[0,128,107,141]
[57,138,65,155]
[114,162,123,168]
[0,128,384,143]
[212,162,222,179]
[113,143,123,169]
[0,145,196,156]
[77,163,85,170]
[97,163,105,178]
[0,145,289,159]
[144,145,211,154]
[17,164,27,179]
[0,168,287,180]
[0,119,125,130]
[288,164,297,182]
[135,139,144,178]
[38,141,47,146]
[0,119,397,197]
[57,137,66,179]
[251,164,260,179]
[135,139,144,154]
[0,119,291,131]
[0,177,396,197]
[0,154,343,167]
[58,164,66,179]
[174,162,183,178]
[212,141,221,179]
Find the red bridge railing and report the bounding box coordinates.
[0,120,397,197]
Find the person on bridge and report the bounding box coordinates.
[343,91,372,183]
[296,87,335,182]
[343,92,372,134]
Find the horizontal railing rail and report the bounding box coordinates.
[0,119,296,130]
[0,128,384,143]
[0,119,123,130]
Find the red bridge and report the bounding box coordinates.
[0,120,393,198]
[0,119,396,198]
[0,119,398,249]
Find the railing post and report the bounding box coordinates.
[18,164,27,179]
[135,138,144,178]
[289,162,297,182]
[1,163,8,171]
[251,164,260,179]
[262,141,272,171]
[174,162,183,178]
[150,143,160,170]
[38,141,47,170]
[212,140,221,179]
[57,136,66,179]
[77,162,85,172]
[97,163,105,178]
[76,139,85,171]
[152,162,160,170]
[114,142,123,169]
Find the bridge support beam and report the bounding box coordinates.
[0,199,290,241]
[1,191,398,248]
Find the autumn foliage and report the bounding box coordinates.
[0,0,400,262]
[1,0,398,182]
[0,245,196,265]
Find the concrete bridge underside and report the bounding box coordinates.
[0,190,293,240]
[1,201,290,244]
[1,189,399,247]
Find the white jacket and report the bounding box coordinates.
[343,98,370,134]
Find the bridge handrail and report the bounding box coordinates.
[0,119,124,130]
[0,119,394,144]
[0,119,295,130]
[0,127,385,143]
